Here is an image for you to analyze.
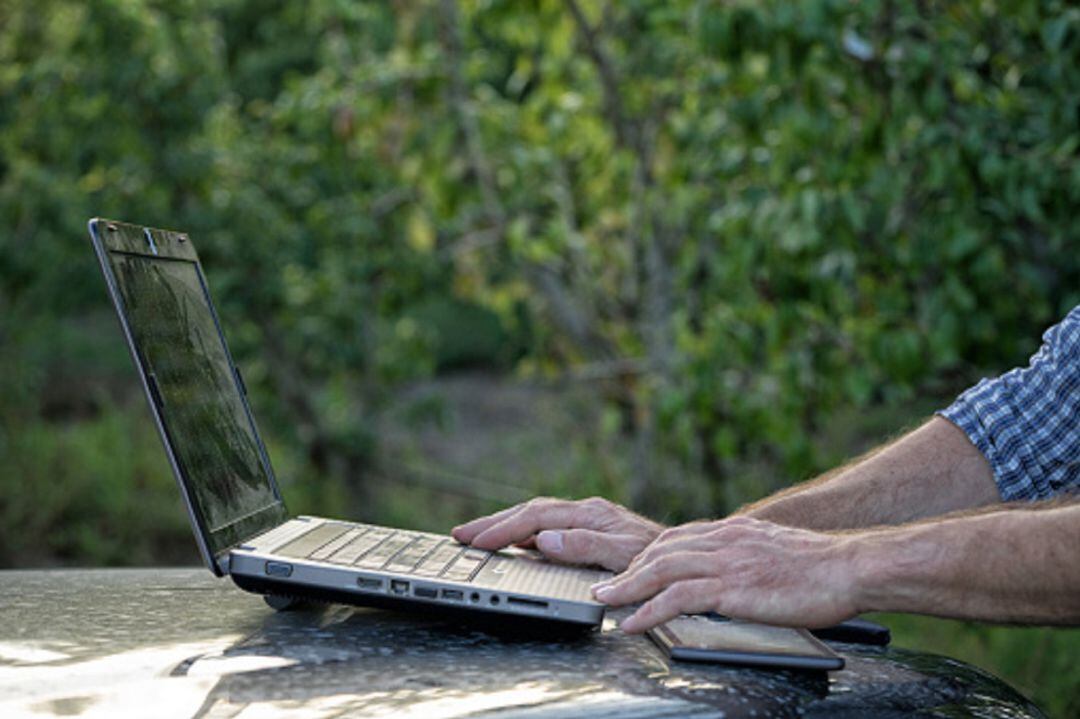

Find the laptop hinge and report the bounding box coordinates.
[216,553,232,575]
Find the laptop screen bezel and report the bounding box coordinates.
[88,218,288,575]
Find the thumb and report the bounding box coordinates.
[535,529,643,572]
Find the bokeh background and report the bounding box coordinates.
[1,0,1078,713]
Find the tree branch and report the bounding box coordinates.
[438,0,504,228]
[563,0,635,151]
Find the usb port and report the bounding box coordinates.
[390,579,410,595]
[414,586,437,599]
[357,577,382,591]
[441,589,464,601]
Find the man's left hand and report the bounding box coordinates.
[592,516,861,633]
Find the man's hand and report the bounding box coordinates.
[592,516,859,633]
[451,497,664,572]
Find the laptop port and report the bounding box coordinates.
[390,580,410,595]
[489,595,500,606]
[264,561,293,578]
[441,589,464,601]
[469,592,481,603]
[357,577,383,591]
[507,596,549,610]
[414,586,437,599]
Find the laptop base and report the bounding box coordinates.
[233,572,599,637]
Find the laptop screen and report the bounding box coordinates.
[107,250,281,548]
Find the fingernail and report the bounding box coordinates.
[590,580,610,593]
[594,586,613,602]
[536,530,563,554]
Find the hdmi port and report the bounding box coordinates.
[507,596,548,610]
[414,586,438,599]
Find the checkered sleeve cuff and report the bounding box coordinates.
[937,380,1047,502]
[936,305,1080,503]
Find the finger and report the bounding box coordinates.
[596,551,717,605]
[626,517,769,572]
[627,531,729,575]
[469,499,608,550]
[626,521,718,571]
[619,578,721,634]
[451,503,530,544]
[535,530,644,572]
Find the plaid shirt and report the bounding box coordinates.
[938,304,1080,502]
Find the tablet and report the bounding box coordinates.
[647,614,845,671]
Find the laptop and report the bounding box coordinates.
[87,218,610,626]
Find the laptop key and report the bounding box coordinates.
[442,551,490,582]
[275,523,351,559]
[463,549,490,562]
[385,537,441,573]
[325,529,391,565]
[310,528,366,561]
[355,534,413,569]
[412,543,465,577]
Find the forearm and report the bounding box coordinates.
[849,502,1080,624]
[736,417,1000,530]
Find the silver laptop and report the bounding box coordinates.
[88,218,609,626]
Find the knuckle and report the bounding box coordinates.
[570,497,608,525]
[582,496,610,512]
[658,527,682,542]
[660,521,705,541]
[632,561,655,586]
[637,547,659,568]
[565,529,594,551]
[670,582,691,601]
[713,520,752,540]
[526,496,553,510]
[648,557,673,583]
[655,582,685,607]
[657,552,686,574]
[710,525,739,541]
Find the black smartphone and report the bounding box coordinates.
[647,615,845,671]
[810,617,891,646]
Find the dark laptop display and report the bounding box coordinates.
[97,226,286,560]
[109,254,277,529]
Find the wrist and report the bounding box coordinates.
[845,525,935,615]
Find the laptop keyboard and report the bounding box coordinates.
[273,523,492,583]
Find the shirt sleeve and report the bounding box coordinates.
[937,304,1080,502]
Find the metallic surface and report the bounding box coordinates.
[0,568,1045,718]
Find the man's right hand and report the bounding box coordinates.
[451,497,664,572]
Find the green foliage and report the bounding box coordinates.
[405,296,515,370]
[0,401,192,566]
[3,0,1079,510]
